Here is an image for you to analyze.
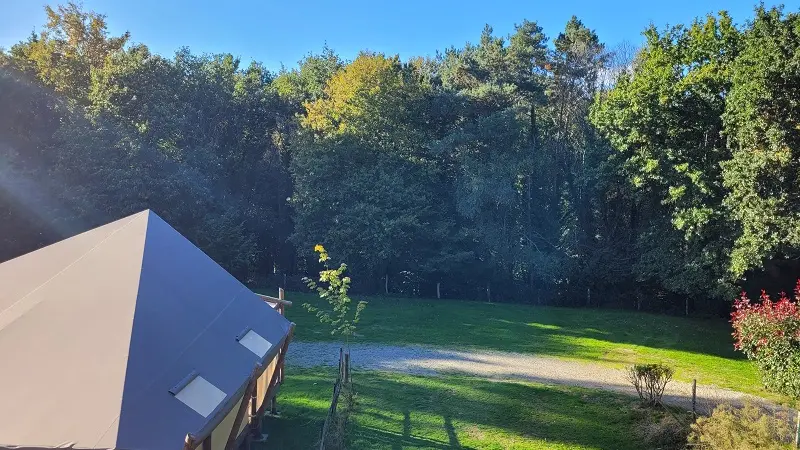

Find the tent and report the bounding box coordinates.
[0,210,294,450]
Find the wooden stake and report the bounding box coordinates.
[436,281,441,300]
[183,434,196,450]
[795,410,799,449]
[250,372,259,437]
[338,347,343,382]
[344,352,351,383]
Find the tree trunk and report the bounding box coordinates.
[685,297,689,316]
[486,282,492,303]
[436,281,441,299]
[385,273,389,295]
[586,287,591,307]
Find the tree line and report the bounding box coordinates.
[2,3,799,314]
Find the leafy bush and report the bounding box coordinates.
[688,401,793,449]
[626,363,673,406]
[731,281,800,399]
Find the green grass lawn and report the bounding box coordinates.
[262,367,685,450]
[262,291,773,399]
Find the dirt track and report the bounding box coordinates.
[286,341,770,414]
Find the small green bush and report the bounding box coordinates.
[688,401,793,449]
[626,363,673,406]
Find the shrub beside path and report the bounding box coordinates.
[287,341,769,414]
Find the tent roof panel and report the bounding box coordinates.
[0,210,291,450]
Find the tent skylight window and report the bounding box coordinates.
[170,372,226,418]
[236,328,272,358]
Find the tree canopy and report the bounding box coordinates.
[3,3,800,313]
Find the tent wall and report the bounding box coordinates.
[256,357,278,412]
[209,396,244,450]
[188,304,293,450]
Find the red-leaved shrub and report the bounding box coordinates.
[731,281,800,399]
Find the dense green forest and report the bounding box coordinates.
[2,3,800,313]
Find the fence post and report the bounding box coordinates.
[795,410,799,449]
[691,379,696,417]
[319,383,339,450]
[338,347,343,382]
[344,352,351,383]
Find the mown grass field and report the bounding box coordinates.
[262,367,686,450]
[261,291,770,398]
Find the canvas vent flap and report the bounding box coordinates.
[173,374,227,418]
[238,329,272,358]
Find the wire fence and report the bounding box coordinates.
[318,347,351,450]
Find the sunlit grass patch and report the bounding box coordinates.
[263,367,683,449]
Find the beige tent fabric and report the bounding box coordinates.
[0,211,147,449]
[0,210,292,450]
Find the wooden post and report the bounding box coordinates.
[691,379,697,417]
[183,434,196,450]
[795,410,799,449]
[226,366,259,450]
[250,374,260,438]
[338,347,344,382]
[384,274,389,295]
[436,281,441,299]
[344,352,351,383]
[279,287,285,301]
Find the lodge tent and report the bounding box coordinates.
[0,210,294,450]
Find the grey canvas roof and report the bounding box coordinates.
[0,210,292,450]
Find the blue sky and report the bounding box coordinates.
[1,0,796,71]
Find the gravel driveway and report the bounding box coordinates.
[287,341,765,414]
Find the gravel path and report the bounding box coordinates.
[287,341,765,414]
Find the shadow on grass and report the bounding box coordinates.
[263,367,653,450]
